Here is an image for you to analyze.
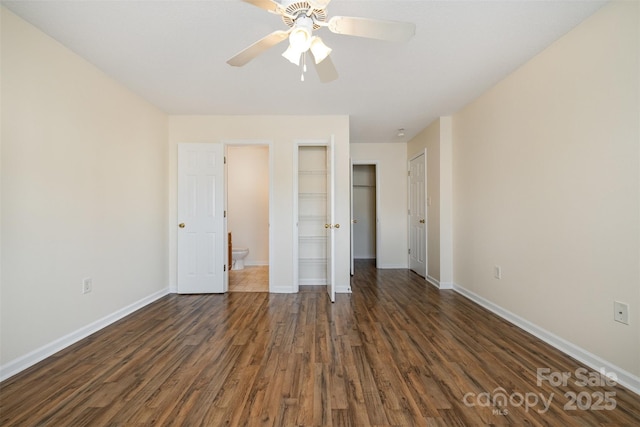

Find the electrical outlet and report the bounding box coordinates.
[494,265,502,279]
[82,278,92,294]
[614,301,629,325]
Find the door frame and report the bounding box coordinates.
[223,139,274,292]
[293,138,334,295]
[408,149,428,278]
[350,161,380,270]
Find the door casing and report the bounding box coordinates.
[293,138,336,302]
[351,161,380,271]
[223,140,273,291]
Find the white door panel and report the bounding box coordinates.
[178,143,226,293]
[409,153,427,277]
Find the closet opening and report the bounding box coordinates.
[352,163,378,273]
[296,145,329,289]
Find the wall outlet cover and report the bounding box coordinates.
[82,278,92,294]
[614,301,629,325]
[494,266,502,279]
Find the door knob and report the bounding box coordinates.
[335,224,340,228]
[352,219,358,224]
[325,224,330,229]
[419,219,425,224]
[179,223,186,228]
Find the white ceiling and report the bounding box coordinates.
[2,0,606,143]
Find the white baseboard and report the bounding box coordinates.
[453,283,640,396]
[299,279,326,286]
[424,275,454,290]
[438,281,453,290]
[426,275,440,288]
[335,284,352,294]
[270,284,296,293]
[0,288,170,382]
[271,284,350,294]
[376,264,408,269]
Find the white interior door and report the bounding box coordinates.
[326,137,336,302]
[177,143,226,293]
[409,153,427,277]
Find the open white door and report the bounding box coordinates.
[325,137,336,302]
[177,143,226,293]
[409,152,427,278]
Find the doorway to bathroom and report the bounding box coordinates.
[226,143,271,292]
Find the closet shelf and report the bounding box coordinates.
[299,236,326,241]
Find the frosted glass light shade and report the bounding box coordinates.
[282,45,302,65]
[310,37,331,64]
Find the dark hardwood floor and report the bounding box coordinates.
[1,260,639,426]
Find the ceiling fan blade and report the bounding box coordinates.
[308,0,332,10]
[241,0,281,14]
[227,30,290,67]
[312,54,338,83]
[328,16,415,42]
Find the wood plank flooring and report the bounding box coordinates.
[1,260,639,426]
[229,266,269,292]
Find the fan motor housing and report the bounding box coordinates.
[282,1,326,29]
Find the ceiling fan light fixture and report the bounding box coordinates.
[289,28,311,51]
[229,0,415,84]
[282,44,302,65]
[309,37,332,64]
[288,16,314,52]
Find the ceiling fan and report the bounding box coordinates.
[227,0,416,82]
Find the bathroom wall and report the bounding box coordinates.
[227,145,269,266]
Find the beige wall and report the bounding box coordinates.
[168,115,350,293]
[1,8,168,371]
[350,142,408,268]
[452,1,639,377]
[228,145,269,265]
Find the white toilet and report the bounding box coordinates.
[232,247,249,270]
